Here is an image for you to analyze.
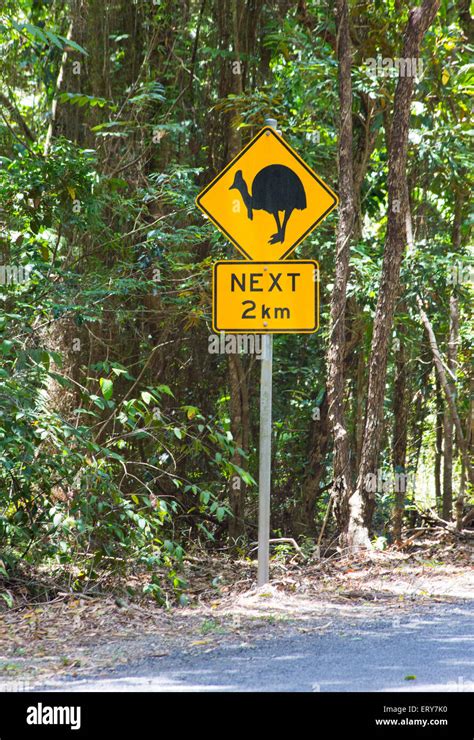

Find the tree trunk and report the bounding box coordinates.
[354,348,366,472]
[44,21,74,156]
[458,397,473,530]
[392,332,408,542]
[418,298,474,488]
[227,352,249,541]
[326,0,355,535]
[348,0,440,549]
[223,0,255,544]
[435,187,466,521]
[442,294,459,520]
[406,354,432,526]
[294,393,329,535]
[434,375,443,514]
[444,190,464,520]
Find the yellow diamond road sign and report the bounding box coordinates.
[196,127,338,261]
[213,260,319,334]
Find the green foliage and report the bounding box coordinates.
[0,135,242,602]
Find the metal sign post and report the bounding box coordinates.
[257,117,277,587]
[257,331,272,585]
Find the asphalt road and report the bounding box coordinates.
[37,601,474,692]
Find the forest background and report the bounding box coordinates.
[0,0,472,608]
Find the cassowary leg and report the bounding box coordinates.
[280,209,293,243]
[269,212,282,244]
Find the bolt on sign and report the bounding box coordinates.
[213,261,319,334]
[196,126,338,262]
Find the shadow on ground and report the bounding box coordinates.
[36,602,474,692]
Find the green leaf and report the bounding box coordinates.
[59,35,89,55]
[42,29,63,49]
[21,22,47,43]
[1,592,14,608]
[59,92,109,108]
[99,377,114,400]
[156,384,174,397]
[141,391,153,405]
[200,490,211,505]
[216,506,226,522]
[0,341,13,355]
[182,405,199,419]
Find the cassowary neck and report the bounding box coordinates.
[235,178,252,216]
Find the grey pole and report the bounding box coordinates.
[257,332,272,586]
[257,117,278,586]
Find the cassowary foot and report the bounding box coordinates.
[268,232,283,244]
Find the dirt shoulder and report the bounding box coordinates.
[1,542,472,689]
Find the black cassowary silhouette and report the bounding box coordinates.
[229,164,307,244]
